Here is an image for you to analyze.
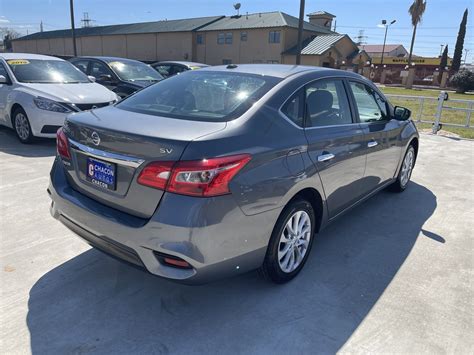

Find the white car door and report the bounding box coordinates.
[0,61,12,124]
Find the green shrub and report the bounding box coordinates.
[450,69,474,93]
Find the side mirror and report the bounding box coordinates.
[0,75,8,84]
[87,75,96,82]
[394,106,411,121]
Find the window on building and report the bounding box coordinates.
[225,32,233,44]
[269,31,281,43]
[217,33,225,44]
[222,59,232,65]
[197,34,204,45]
[241,32,247,41]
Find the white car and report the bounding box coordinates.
[0,53,119,143]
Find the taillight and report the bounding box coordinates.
[56,127,71,159]
[137,154,251,197]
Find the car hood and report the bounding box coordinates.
[18,82,118,103]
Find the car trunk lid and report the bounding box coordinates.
[63,106,226,218]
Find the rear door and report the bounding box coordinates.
[348,80,403,193]
[0,61,11,123]
[303,78,367,218]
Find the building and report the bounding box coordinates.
[11,10,367,67]
[359,44,408,58]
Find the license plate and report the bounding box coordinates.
[86,157,116,191]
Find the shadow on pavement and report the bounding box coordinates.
[0,126,56,158]
[26,182,437,354]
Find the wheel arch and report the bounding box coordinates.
[409,136,419,162]
[10,103,25,127]
[287,187,324,233]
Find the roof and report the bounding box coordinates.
[197,11,333,34]
[283,34,350,55]
[73,56,144,63]
[307,11,336,18]
[153,61,209,67]
[14,16,224,41]
[201,64,330,78]
[358,44,405,53]
[0,53,63,61]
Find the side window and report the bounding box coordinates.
[281,90,304,127]
[349,82,388,122]
[155,65,172,77]
[171,65,186,75]
[305,79,353,128]
[269,31,281,43]
[217,33,225,44]
[90,61,112,78]
[71,60,89,74]
[225,33,233,44]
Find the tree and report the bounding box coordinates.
[0,28,21,51]
[407,0,427,65]
[439,44,448,79]
[450,69,474,93]
[452,9,468,73]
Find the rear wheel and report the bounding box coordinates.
[260,198,316,284]
[13,107,34,144]
[390,145,415,192]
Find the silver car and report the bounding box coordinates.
[48,65,418,284]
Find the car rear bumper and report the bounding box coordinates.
[48,157,280,284]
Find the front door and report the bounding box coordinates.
[89,60,117,91]
[303,78,367,218]
[0,62,12,124]
[348,81,403,193]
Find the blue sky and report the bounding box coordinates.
[1,0,473,62]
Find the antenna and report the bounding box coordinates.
[81,12,95,28]
[40,21,44,32]
[233,3,241,16]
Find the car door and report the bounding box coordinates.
[70,59,90,75]
[348,80,403,193]
[89,60,118,91]
[0,61,12,124]
[303,78,367,218]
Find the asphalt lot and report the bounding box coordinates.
[0,126,473,354]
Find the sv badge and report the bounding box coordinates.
[160,148,173,154]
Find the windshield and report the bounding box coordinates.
[7,59,89,84]
[108,60,163,81]
[117,71,281,122]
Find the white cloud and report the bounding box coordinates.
[0,16,10,24]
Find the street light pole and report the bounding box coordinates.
[69,0,77,56]
[380,19,396,66]
[296,0,305,65]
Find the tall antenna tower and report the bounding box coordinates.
[354,30,368,46]
[81,12,94,28]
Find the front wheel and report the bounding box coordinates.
[13,107,34,144]
[260,198,316,284]
[390,145,415,192]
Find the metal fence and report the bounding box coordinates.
[385,91,474,134]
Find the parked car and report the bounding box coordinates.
[48,64,418,284]
[151,61,209,78]
[0,53,119,143]
[69,56,163,98]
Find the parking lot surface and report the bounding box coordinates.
[0,126,473,354]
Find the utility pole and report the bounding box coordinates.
[439,44,444,56]
[296,0,305,65]
[40,21,43,32]
[69,0,77,56]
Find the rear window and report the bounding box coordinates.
[117,71,281,122]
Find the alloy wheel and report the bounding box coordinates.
[400,149,414,187]
[15,113,30,141]
[278,210,312,273]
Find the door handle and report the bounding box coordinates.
[318,153,335,162]
[367,140,378,148]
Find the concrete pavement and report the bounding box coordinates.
[0,126,473,354]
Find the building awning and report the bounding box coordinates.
[283,34,348,56]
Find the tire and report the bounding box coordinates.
[389,145,416,192]
[260,198,316,284]
[13,107,34,144]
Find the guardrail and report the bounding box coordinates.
[385,91,474,134]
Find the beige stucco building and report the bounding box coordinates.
[11,11,368,68]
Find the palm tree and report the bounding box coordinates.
[407,0,427,65]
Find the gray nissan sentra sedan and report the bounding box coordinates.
[48,64,418,284]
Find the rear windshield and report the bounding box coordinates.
[117,71,281,122]
[7,59,89,83]
[108,60,163,82]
